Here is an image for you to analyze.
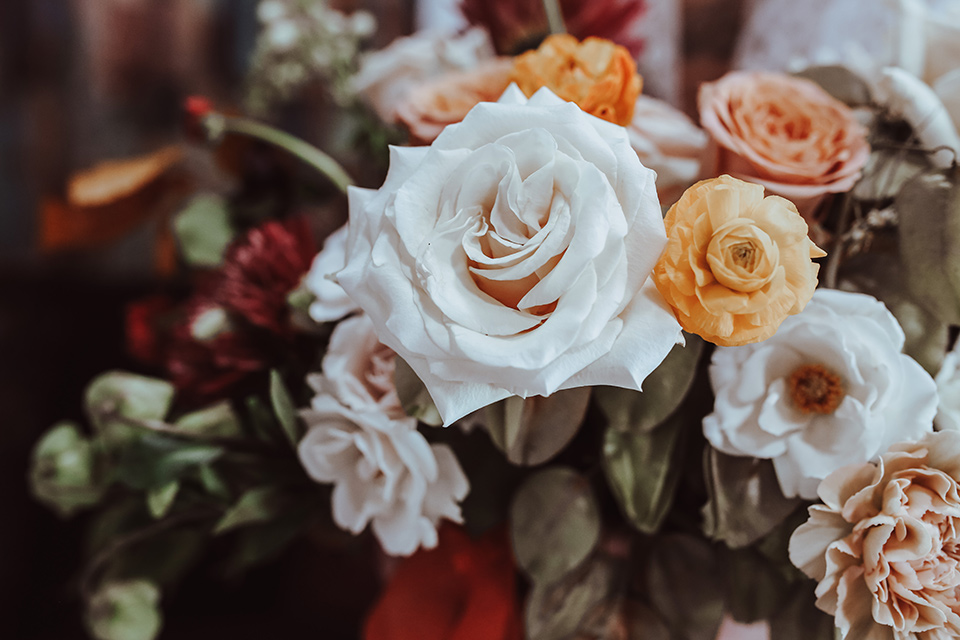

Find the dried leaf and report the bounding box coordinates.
[69,146,182,207]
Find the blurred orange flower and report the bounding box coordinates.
[511,34,641,126]
[364,525,523,640]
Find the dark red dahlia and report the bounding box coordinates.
[214,216,316,336]
[460,0,646,58]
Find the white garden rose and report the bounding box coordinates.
[703,288,937,500]
[305,225,360,323]
[297,315,469,556]
[338,85,684,425]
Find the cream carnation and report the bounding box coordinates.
[297,315,469,556]
[338,86,683,425]
[703,289,937,499]
[790,430,960,639]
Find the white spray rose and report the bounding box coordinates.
[298,314,469,556]
[936,344,960,432]
[627,95,708,206]
[338,86,683,425]
[351,27,494,125]
[305,225,360,323]
[703,288,937,500]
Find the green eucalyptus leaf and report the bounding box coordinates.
[269,370,302,447]
[793,65,872,106]
[839,253,950,376]
[602,410,686,534]
[510,467,600,586]
[105,528,208,588]
[174,401,242,438]
[702,448,802,549]
[145,481,179,519]
[214,485,288,535]
[768,586,837,640]
[172,193,235,267]
[29,422,105,517]
[624,600,672,640]
[720,546,791,623]
[485,388,590,466]
[85,372,175,444]
[86,579,162,640]
[646,535,725,640]
[197,464,232,502]
[595,336,703,435]
[220,506,313,577]
[896,169,960,326]
[525,555,620,640]
[393,357,442,426]
[115,434,223,490]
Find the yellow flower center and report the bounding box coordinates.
[788,364,845,414]
[729,241,758,270]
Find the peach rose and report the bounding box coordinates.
[510,34,641,126]
[396,58,513,145]
[652,175,825,347]
[789,430,960,640]
[699,71,869,220]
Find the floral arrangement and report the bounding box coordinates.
[29,1,960,640]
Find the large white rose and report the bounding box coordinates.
[703,288,937,500]
[298,315,469,556]
[338,86,684,425]
[935,343,960,432]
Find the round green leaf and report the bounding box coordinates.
[510,467,600,586]
[86,579,162,640]
[85,371,175,443]
[646,535,725,640]
[525,556,618,640]
[485,388,590,466]
[30,422,105,517]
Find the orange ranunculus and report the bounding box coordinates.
[510,34,641,126]
[396,59,514,145]
[364,525,523,640]
[653,175,825,347]
[699,71,869,222]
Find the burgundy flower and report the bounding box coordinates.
[125,295,177,367]
[165,301,271,403]
[215,216,316,336]
[460,0,646,58]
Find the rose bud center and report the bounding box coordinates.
[788,364,845,414]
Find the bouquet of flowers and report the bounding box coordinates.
[29,1,960,639]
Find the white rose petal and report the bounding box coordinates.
[339,86,683,426]
[627,95,708,206]
[703,289,938,500]
[306,225,360,323]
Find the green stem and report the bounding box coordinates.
[541,0,567,35]
[220,117,354,194]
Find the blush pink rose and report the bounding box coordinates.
[395,59,513,145]
[698,71,870,222]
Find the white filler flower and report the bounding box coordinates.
[703,288,937,500]
[338,85,683,425]
[298,315,469,556]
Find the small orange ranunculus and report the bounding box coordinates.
[510,34,641,126]
[653,175,826,347]
[364,525,523,640]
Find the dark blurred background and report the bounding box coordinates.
[0,0,743,637]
